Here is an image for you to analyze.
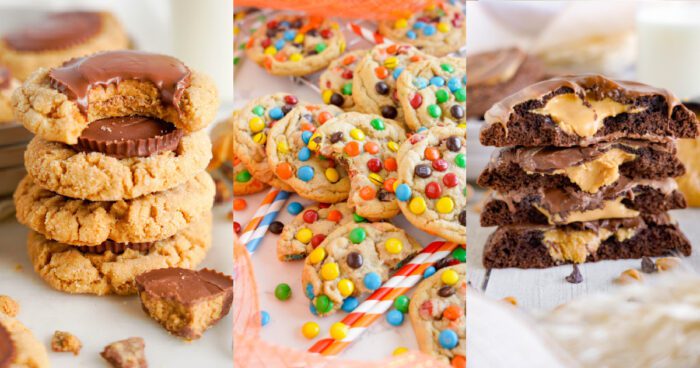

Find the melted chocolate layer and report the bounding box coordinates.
[4,11,101,52]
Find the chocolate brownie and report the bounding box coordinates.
[482,214,691,269]
[480,75,699,147]
[481,179,686,226]
[467,48,546,120]
[477,139,685,193]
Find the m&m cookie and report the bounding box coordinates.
[310,112,407,220]
[319,50,368,110]
[396,126,466,243]
[378,2,466,57]
[244,15,346,76]
[232,155,267,196]
[276,202,356,261]
[397,57,466,131]
[233,93,306,191]
[301,222,421,316]
[352,44,427,123]
[409,264,466,366]
[266,103,349,202]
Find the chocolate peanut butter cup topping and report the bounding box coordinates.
[0,324,15,368]
[3,11,102,52]
[136,268,232,306]
[49,50,191,116]
[74,116,183,158]
[76,240,154,255]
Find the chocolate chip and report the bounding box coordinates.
[330,93,345,106]
[565,264,583,284]
[446,136,462,152]
[281,104,293,115]
[307,50,319,56]
[292,43,303,49]
[434,256,456,270]
[265,29,277,38]
[641,256,657,273]
[291,19,303,28]
[346,252,363,269]
[459,210,466,226]
[330,131,344,143]
[375,81,389,95]
[438,286,455,297]
[306,29,318,37]
[377,190,394,202]
[414,164,432,178]
[450,105,465,119]
[269,221,285,235]
[381,105,398,119]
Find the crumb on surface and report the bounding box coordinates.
[51,330,82,356]
[0,295,19,317]
[502,296,518,306]
[101,337,147,368]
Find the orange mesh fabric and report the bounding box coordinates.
[233,0,430,20]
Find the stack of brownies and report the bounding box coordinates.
[477,75,698,268]
[12,50,218,294]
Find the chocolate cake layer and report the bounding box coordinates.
[481,179,686,226]
[477,139,685,193]
[466,48,546,119]
[480,75,699,147]
[482,214,691,269]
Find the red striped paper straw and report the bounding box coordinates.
[347,22,395,45]
[237,187,281,245]
[308,241,459,356]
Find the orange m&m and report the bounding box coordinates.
[359,186,376,200]
[276,162,293,179]
[344,141,361,157]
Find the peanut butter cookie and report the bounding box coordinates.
[319,50,368,110]
[0,313,50,368]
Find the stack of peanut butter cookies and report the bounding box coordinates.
[12,50,219,295]
[478,75,698,268]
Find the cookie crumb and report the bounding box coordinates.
[213,178,231,204]
[641,256,657,273]
[51,331,82,355]
[0,295,19,317]
[565,264,583,284]
[656,257,681,272]
[615,269,643,285]
[227,210,233,221]
[101,337,147,368]
[502,296,518,306]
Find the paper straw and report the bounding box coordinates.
[238,187,280,245]
[308,241,460,356]
[347,22,395,45]
[245,190,291,253]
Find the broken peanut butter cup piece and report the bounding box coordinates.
[3,11,102,52]
[75,239,154,255]
[49,50,191,116]
[74,116,183,159]
[136,268,233,340]
[0,324,16,368]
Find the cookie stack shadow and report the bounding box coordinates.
[11,50,218,295]
[477,75,698,269]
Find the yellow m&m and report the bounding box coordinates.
[395,18,408,29]
[322,89,334,104]
[276,140,289,154]
[321,262,340,280]
[264,46,277,55]
[387,141,399,152]
[249,117,265,132]
[384,56,399,69]
[393,347,409,356]
[409,197,427,214]
[302,322,320,339]
[368,173,383,186]
[325,168,340,183]
[350,128,365,141]
[308,246,326,264]
[338,278,355,297]
[436,197,454,214]
[294,34,305,43]
[437,22,450,33]
[253,132,267,144]
[290,53,304,62]
[385,238,403,254]
[441,269,459,285]
[330,322,349,340]
[307,133,321,151]
[296,228,313,244]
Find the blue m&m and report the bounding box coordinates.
[269,107,284,120]
[430,76,445,87]
[364,272,382,290]
[341,297,359,312]
[448,77,462,92]
[298,147,311,161]
[261,310,271,326]
[439,329,458,349]
[386,309,404,326]
[301,131,313,144]
[297,166,314,182]
[395,184,412,202]
[287,202,304,214]
[423,24,436,36]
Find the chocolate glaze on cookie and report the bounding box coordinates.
[3,11,102,52]
[49,50,191,116]
[74,116,183,158]
[0,324,15,368]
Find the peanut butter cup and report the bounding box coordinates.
[3,11,102,52]
[49,50,191,116]
[75,240,154,255]
[0,324,15,368]
[74,116,183,158]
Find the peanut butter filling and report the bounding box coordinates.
[544,227,637,263]
[531,93,644,137]
[550,148,636,193]
[536,197,639,225]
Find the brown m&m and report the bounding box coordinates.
[3,11,102,52]
[74,116,183,159]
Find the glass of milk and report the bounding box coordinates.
[637,3,700,100]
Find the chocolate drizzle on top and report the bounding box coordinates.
[74,116,183,159]
[3,11,102,52]
[48,50,191,116]
[485,74,685,126]
[0,323,15,368]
